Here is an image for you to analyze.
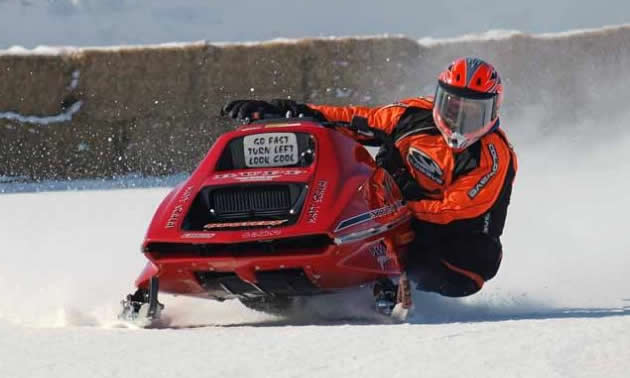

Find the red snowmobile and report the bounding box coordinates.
[120,119,414,326]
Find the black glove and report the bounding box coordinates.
[269,99,327,122]
[221,99,328,123]
[221,100,283,122]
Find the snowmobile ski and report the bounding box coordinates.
[373,273,413,321]
[119,277,164,328]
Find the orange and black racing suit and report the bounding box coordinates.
[309,97,518,297]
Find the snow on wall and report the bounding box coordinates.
[1,25,630,180]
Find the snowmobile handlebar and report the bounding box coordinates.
[248,115,383,146]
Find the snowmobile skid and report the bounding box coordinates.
[120,119,415,325]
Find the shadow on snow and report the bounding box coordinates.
[154,292,630,329]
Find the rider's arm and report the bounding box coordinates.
[306,104,397,135]
[308,101,420,136]
[406,134,515,224]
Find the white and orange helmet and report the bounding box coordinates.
[433,57,504,150]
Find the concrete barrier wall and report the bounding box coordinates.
[2,25,630,180]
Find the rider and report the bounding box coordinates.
[222,57,518,300]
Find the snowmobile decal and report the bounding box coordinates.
[212,169,307,180]
[243,132,299,168]
[264,122,302,128]
[338,238,399,274]
[407,147,444,185]
[181,232,216,239]
[307,180,328,224]
[204,219,288,229]
[368,240,391,271]
[165,185,195,229]
[241,229,283,239]
[335,200,404,232]
[468,143,498,199]
[334,215,411,245]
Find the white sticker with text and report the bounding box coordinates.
[243,133,299,168]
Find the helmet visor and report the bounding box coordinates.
[434,83,497,136]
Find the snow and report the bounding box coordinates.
[1,104,630,376]
[4,23,630,57]
[417,23,630,46]
[4,22,630,58]
[0,45,81,56]
[67,70,80,90]
[0,100,83,125]
[0,41,207,56]
[0,67,82,125]
[418,29,524,46]
[0,35,407,56]
[0,317,628,378]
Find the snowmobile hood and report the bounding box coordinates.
[143,120,408,247]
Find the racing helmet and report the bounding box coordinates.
[433,57,503,150]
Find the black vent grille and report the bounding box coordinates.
[182,183,306,230]
[213,186,291,216]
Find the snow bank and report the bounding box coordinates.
[2,24,630,182]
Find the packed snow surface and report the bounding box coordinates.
[1,174,629,375]
[2,114,630,378]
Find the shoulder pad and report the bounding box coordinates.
[398,97,434,110]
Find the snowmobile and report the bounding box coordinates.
[119,118,415,326]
